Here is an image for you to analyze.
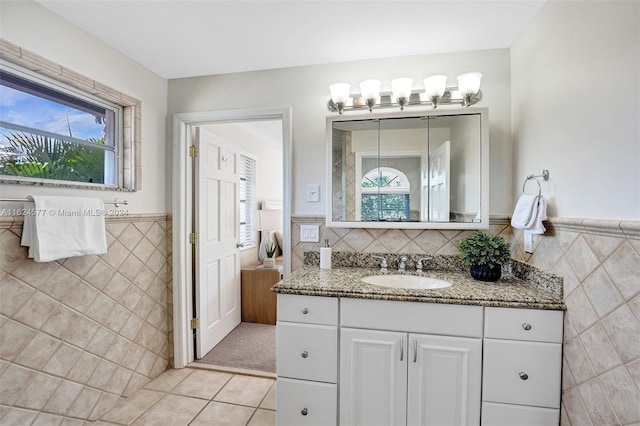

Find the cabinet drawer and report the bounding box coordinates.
[277,294,338,325]
[482,402,559,426]
[483,339,562,408]
[484,307,563,343]
[277,322,337,382]
[341,298,483,338]
[277,378,337,426]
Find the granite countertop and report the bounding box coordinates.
[271,266,566,311]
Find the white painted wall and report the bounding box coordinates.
[0,1,168,214]
[168,49,513,217]
[511,0,639,220]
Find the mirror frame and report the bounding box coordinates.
[325,107,489,229]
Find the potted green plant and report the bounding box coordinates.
[263,242,277,268]
[458,231,512,282]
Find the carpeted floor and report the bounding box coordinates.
[195,322,276,373]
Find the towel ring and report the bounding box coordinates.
[522,169,549,196]
[523,176,542,196]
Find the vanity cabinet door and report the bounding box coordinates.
[340,328,407,426]
[408,334,482,426]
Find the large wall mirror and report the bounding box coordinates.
[326,108,489,229]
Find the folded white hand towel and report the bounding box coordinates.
[525,196,547,236]
[511,194,539,229]
[21,195,108,262]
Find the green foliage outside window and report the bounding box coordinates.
[0,130,107,184]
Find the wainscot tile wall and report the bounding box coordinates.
[0,213,172,423]
[291,215,640,425]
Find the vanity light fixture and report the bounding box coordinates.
[359,79,381,112]
[327,72,483,113]
[329,82,351,115]
[391,77,413,111]
[457,72,483,107]
[422,75,448,109]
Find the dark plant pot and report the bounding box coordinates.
[470,264,502,282]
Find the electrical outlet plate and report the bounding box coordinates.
[300,224,320,242]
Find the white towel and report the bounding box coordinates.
[526,196,547,235]
[511,194,539,229]
[21,195,108,262]
[511,194,547,235]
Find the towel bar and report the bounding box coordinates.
[522,169,549,195]
[0,197,129,208]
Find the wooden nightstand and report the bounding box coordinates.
[241,263,282,325]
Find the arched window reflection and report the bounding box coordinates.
[361,167,410,221]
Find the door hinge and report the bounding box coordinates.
[189,145,199,157]
[190,318,200,329]
[189,233,199,244]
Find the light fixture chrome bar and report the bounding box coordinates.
[327,88,482,113]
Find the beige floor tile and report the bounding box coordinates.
[131,394,207,426]
[247,409,276,426]
[100,389,164,425]
[214,375,274,407]
[170,369,232,400]
[259,382,276,410]
[143,367,193,392]
[190,401,255,426]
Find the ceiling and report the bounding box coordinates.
[35,1,546,80]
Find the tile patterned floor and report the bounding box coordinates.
[95,367,275,426]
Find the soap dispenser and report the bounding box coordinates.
[320,238,332,269]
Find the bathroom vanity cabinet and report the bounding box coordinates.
[340,299,482,425]
[276,294,339,426]
[481,307,564,425]
[276,294,564,426]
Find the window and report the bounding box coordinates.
[361,167,411,221]
[0,66,122,186]
[239,154,257,249]
[0,40,141,190]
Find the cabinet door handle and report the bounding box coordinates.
[413,340,418,363]
[400,339,404,361]
[301,408,308,416]
[301,351,309,358]
[522,322,532,331]
[302,308,309,315]
[519,372,529,380]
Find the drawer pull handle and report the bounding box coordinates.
[302,308,309,315]
[301,351,309,358]
[522,323,532,331]
[301,408,308,416]
[519,372,529,380]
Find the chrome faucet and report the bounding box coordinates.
[398,255,408,272]
[416,256,433,272]
[371,256,388,271]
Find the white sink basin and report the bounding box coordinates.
[361,274,452,290]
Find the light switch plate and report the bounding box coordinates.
[300,224,320,242]
[306,184,320,202]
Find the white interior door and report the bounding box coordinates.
[195,127,241,358]
[429,140,450,222]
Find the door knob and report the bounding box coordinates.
[519,372,529,380]
[236,242,244,248]
[301,351,309,358]
[301,408,308,416]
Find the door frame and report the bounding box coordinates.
[172,107,292,368]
